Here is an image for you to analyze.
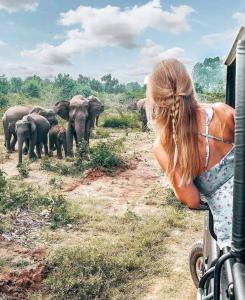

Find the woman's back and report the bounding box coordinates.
[196,102,235,175]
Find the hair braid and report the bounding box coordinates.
[171,95,180,168]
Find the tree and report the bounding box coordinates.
[54,73,77,100]
[77,74,90,85]
[192,57,225,93]
[0,93,9,108]
[10,77,23,93]
[21,80,41,98]
[101,74,121,93]
[90,78,103,92]
[0,75,10,94]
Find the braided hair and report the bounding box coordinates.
[146,59,201,185]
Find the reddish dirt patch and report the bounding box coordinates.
[0,264,48,299]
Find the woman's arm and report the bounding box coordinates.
[153,139,200,209]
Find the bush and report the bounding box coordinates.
[17,162,30,178]
[103,112,140,129]
[89,139,126,172]
[0,177,76,229]
[0,93,9,109]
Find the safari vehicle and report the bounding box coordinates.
[189,26,245,300]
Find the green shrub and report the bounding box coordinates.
[89,139,126,172]
[17,162,30,178]
[0,169,7,194]
[0,93,9,109]
[49,195,75,229]
[103,112,140,129]
[0,180,76,229]
[92,128,110,139]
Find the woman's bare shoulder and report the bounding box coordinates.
[212,102,234,114]
[212,102,235,125]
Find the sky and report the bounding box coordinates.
[0,0,244,83]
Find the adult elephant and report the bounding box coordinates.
[137,98,148,130]
[87,95,104,128]
[53,95,90,156]
[30,106,58,127]
[2,105,33,153]
[15,114,50,166]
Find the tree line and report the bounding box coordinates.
[0,73,146,109]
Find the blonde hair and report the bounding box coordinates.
[146,59,201,185]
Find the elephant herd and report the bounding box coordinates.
[2,95,104,165]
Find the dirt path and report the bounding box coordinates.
[0,131,202,299]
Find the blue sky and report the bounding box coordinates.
[0,0,244,82]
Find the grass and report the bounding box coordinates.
[45,208,186,300]
[40,138,127,177]
[17,161,30,178]
[0,169,78,230]
[103,112,141,129]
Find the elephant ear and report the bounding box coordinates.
[26,115,36,133]
[54,101,70,120]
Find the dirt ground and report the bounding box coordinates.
[0,130,203,300]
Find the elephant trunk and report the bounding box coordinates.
[17,139,24,166]
[75,118,86,147]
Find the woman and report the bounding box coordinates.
[146,59,235,249]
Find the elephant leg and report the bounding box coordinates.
[6,132,12,153]
[66,122,74,157]
[63,142,68,158]
[43,136,49,157]
[90,115,96,129]
[84,119,91,143]
[73,131,78,148]
[29,140,36,160]
[10,133,17,151]
[23,140,29,155]
[36,143,42,159]
[56,140,63,159]
[96,116,99,127]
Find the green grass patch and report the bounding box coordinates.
[0,170,77,229]
[41,138,127,176]
[103,112,140,129]
[45,210,184,300]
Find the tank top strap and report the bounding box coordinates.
[204,106,213,169]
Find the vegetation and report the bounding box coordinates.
[0,169,76,229]
[41,138,127,176]
[103,112,141,129]
[192,57,226,96]
[45,207,186,299]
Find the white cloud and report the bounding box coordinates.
[200,28,238,47]
[21,0,194,65]
[0,0,38,12]
[123,39,193,82]
[0,40,7,47]
[200,12,244,47]
[1,62,54,78]
[233,12,245,24]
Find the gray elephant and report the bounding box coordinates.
[127,101,138,111]
[15,114,50,165]
[30,106,58,127]
[87,95,104,128]
[2,105,33,153]
[49,125,67,159]
[53,95,90,156]
[137,98,148,130]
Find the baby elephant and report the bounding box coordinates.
[15,114,50,166]
[49,125,67,159]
